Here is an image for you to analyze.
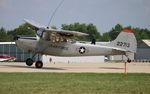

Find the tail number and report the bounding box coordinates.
[117,41,130,48]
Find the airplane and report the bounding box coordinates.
[0,54,16,62]
[14,19,137,68]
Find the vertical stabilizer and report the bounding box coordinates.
[109,29,137,53]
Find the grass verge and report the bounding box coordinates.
[0,73,149,94]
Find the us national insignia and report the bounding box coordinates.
[79,47,86,54]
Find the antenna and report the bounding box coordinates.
[47,0,65,29]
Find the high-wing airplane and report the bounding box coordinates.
[15,19,137,68]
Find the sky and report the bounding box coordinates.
[0,0,150,33]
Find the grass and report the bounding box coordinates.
[0,73,150,94]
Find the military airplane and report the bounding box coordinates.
[15,19,137,68]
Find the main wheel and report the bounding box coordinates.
[127,59,131,63]
[35,61,43,68]
[26,58,34,66]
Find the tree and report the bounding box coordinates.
[0,27,13,42]
[132,28,150,41]
[62,23,101,41]
[101,24,123,41]
[102,24,150,42]
[51,26,57,29]
[101,32,111,41]
[7,23,35,37]
[0,27,7,41]
[1,23,150,42]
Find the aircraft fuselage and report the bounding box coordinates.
[16,38,125,56]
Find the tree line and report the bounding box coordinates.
[0,23,150,42]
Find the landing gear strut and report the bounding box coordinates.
[125,54,131,63]
[124,54,132,74]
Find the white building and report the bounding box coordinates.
[42,55,105,63]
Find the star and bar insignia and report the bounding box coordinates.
[79,47,86,54]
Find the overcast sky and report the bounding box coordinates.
[0,0,150,33]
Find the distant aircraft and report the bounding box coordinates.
[0,54,16,62]
[14,19,137,68]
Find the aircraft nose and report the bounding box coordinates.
[14,36,22,47]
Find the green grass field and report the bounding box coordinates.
[0,73,150,94]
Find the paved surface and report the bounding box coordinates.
[0,62,150,73]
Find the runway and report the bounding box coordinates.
[0,62,150,73]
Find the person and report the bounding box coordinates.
[91,39,96,45]
[49,58,52,63]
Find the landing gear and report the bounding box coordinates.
[26,58,34,66]
[125,54,131,63]
[35,61,43,68]
[25,54,43,68]
[127,58,131,63]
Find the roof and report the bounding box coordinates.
[0,42,15,44]
[142,40,150,47]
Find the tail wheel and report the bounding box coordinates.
[35,61,43,68]
[26,58,34,66]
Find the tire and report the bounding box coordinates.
[35,61,43,68]
[127,59,131,63]
[26,58,34,66]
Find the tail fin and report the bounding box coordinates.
[109,29,137,53]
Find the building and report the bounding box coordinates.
[135,40,150,61]
[0,42,32,61]
[108,53,134,61]
[42,55,104,63]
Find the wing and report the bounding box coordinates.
[24,19,46,29]
[24,19,88,37]
[45,29,88,37]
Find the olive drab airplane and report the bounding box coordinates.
[15,19,137,68]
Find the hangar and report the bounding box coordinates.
[135,40,150,61]
[0,42,32,61]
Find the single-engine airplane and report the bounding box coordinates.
[15,19,137,68]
